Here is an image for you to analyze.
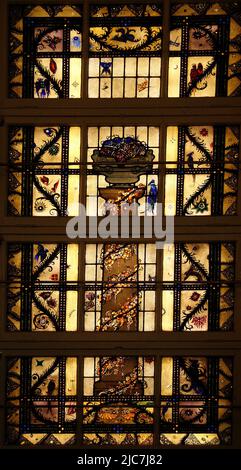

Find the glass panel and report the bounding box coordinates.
[160,357,233,445]
[165,125,239,216]
[169,2,241,97]
[85,244,156,331]
[7,243,79,331]
[83,356,154,446]
[87,126,159,216]
[162,242,235,331]
[9,5,82,98]
[88,4,162,98]
[6,357,77,445]
[8,126,81,216]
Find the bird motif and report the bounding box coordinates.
[190,63,204,86]
[35,78,50,98]
[112,27,137,43]
[186,151,196,183]
[35,243,49,263]
[183,359,206,394]
[147,180,158,214]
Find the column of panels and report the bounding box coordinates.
[2,0,241,451]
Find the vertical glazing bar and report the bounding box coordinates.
[161,0,171,97]
[81,0,90,99]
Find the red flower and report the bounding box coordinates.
[200,128,208,137]
[190,292,200,302]
[51,274,58,281]
[191,316,207,328]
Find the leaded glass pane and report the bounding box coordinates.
[165,125,239,216]
[7,243,79,331]
[83,356,155,446]
[9,5,82,98]
[7,241,235,332]
[160,357,232,445]
[88,4,162,98]
[169,2,241,97]
[87,126,159,216]
[8,126,81,216]
[162,242,235,331]
[85,244,156,331]
[6,357,77,445]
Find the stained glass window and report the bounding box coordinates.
[87,126,159,216]
[83,356,154,446]
[88,4,162,98]
[160,356,232,445]
[9,5,82,98]
[6,355,232,447]
[169,2,241,97]
[6,356,77,445]
[8,126,81,216]
[8,241,235,332]
[162,242,235,331]
[8,124,239,217]
[7,243,79,331]
[165,125,239,216]
[85,244,156,331]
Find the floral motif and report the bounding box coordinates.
[193,197,209,213]
[200,128,208,137]
[191,315,207,329]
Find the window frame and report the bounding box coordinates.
[0,0,241,449]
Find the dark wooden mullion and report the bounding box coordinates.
[58,357,66,433]
[180,19,189,98]
[78,124,88,332]
[22,127,34,216]
[81,0,90,99]
[76,354,84,446]
[59,243,67,331]
[153,355,161,447]
[161,0,170,98]
[176,127,185,216]
[62,22,70,99]
[157,124,166,332]
[173,357,180,434]
[23,18,34,98]
[212,126,225,215]
[21,244,33,332]
[78,243,85,332]
[0,353,7,447]
[208,356,219,435]
[174,244,182,331]
[20,357,32,436]
[61,125,69,216]
[208,242,221,331]
[216,17,230,97]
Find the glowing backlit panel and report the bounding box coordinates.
[88,4,162,98]
[87,126,159,216]
[169,2,241,97]
[6,357,77,445]
[6,356,232,446]
[8,126,81,216]
[165,125,239,216]
[7,243,79,331]
[7,241,235,332]
[9,5,82,98]
[160,357,232,445]
[83,356,155,446]
[162,242,235,331]
[85,244,156,331]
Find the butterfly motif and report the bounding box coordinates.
[100,62,112,75]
